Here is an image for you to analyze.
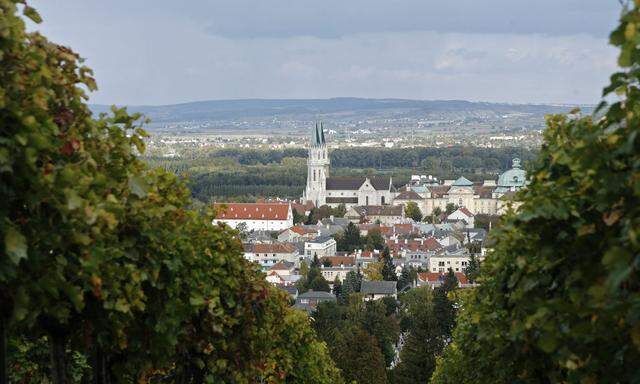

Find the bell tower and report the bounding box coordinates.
[303,122,329,207]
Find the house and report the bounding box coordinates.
[293,290,337,314]
[214,203,293,232]
[429,251,471,273]
[392,189,426,214]
[304,236,337,259]
[277,225,318,242]
[360,280,398,301]
[320,256,356,283]
[269,261,295,276]
[345,205,405,225]
[243,242,300,267]
[417,272,470,289]
[447,207,475,228]
[276,285,298,300]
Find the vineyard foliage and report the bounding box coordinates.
[432,3,640,383]
[0,1,341,382]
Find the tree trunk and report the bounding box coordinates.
[0,315,7,384]
[50,332,68,384]
[92,345,107,384]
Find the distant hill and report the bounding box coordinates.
[89,98,590,131]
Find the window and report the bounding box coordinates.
[455,268,459,271]
[366,196,369,205]
[438,267,445,272]
[381,196,385,204]
[438,261,445,267]
[313,170,316,182]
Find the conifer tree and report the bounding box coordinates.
[380,246,397,281]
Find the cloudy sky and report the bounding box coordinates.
[29,1,622,106]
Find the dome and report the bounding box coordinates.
[452,176,474,187]
[497,158,526,189]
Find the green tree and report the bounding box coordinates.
[380,247,397,281]
[364,229,385,251]
[397,265,412,291]
[332,276,343,298]
[312,301,345,345]
[404,202,423,222]
[0,4,341,383]
[432,6,640,383]
[336,222,362,252]
[393,287,443,384]
[357,300,400,367]
[464,252,481,284]
[292,208,306,224]
[445,203,457,215]
[332,327,388,384]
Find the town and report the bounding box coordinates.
[213,122,527,312]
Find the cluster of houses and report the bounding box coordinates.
[210,123,527,312]
[214,199,486,313]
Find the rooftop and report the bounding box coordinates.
[361,280,397,295]
[215,203,290,221]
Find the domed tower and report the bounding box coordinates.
[303,122,329,207]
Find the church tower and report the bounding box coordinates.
[303,122,329,207]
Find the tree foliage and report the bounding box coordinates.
[0,3,340,382]
[404,202,423,222]
[432,5,640,383]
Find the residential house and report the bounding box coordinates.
[447,207,475,228]
[243,242,300,268]
[345,205,404,225]
[361,280,398,301]
[214,203,293,232]
[294,290,337,314]
[304,236,337,259]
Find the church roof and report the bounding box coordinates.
[311,122,326,147]
[497,158,527,188]
[326,176,392,191]
[395,190,423,200]
[452,176,474,186]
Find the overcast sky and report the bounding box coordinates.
[29,1,622,106]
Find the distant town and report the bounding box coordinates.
[212,122,526,314]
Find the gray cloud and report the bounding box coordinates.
[29,0,620,105]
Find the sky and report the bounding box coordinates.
[29,1,622,106]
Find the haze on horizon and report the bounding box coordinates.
[29,1,621,106]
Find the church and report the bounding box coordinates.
[302,122,395,208]
[302,122,527,215]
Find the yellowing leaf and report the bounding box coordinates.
[128,175,149,198]
[5,227,27,264]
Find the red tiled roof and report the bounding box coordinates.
[270,261,294,270]
[418,272,468,285]
[215,203,290,221]
[320,256,355,267]
[385,237,443,253]
[245,243,297,254]
[458,207,474,217]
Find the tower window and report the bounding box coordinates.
[313,170,316,182]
